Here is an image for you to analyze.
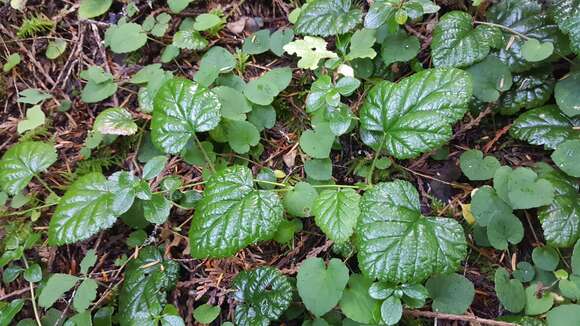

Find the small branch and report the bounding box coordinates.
[405,310,517,326]
[474,21,530,40]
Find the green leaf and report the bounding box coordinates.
[80,249,97,275]
[118,247,179,326]
[270,28,294,57]
[339,274,380,324]
[431,11,501,68]
[521,38,554,62]
[17,88,52,105]
[459,150,501,181]
[359,68,472,159]
[167,0,192,13]
[525,284,554,315]
[514,262,536,283]
[295,0,362,37]
[346,29,377,60]
[194,47,235,87]
[549,0,580,55]
[532,246,559,271]
[283,182,318,217]
[48,172,136,245]
[547,304,580,326]
[94,107,137,136]
[364,0,397,29]
[466,55,513,102]
[487,212,525,250]
[380,296,402,326]
[284,37,338,70]
[45,39,67,59]
[172,30,208,50]
[233,267,292,326]
[3,53,21,72]
[17,105,45,134]
[494,166,555,209]
[242,30,271,55]
[23,263,42,283]
[297,258,349,317]
[537,166,580,248]
[471,187,514,225]
[273,219,303,245]
[180,140,215,167]
[487,0,566,72]
[143,193,172,224]
[248,105,276,131]
[214,86,252,121]
[495,267,526,313]
[105,23,147,54]
[552,139,580,177]
[79,66,117,103]
[313,188,360,243]
[193,13,222,31]
[193,304,220,324]
[160,305,185,326]
[151,78,221,154]
[356,180,467,284]
[511,105,578,150]
[189,165,284,258]
[243,67,292,105]
[142,156,168,180]
[380,29,420,66]
[300,123,335,159]
[0,299,24,326]
[573,240,580,275]
[224,120,260,154]
[555,71,580,117]
[38,273,79,308]
[304,158,333,181]
[0,141,57,195]
[426,274,475,314]
[78,0,112,19]
[73,278,97,312]
[143,13,171,37]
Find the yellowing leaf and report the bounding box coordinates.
[283,36,337,70]
[460,203,476,225]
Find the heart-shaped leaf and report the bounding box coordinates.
[297,257,349,317]
[172,30,208,50]
[521,38,554,62]
[0,141,57,195]
[552,139,580,177]
[487,213,525,250]
[494,166,555,209]
[495,267,526,313]
[511,105,578,150]
[232,267,292,326]
[244,68,292,105]
[466,55,513,102]
[498,67,555,115]
[300,123,335,159]
[471,186,513,226]
[105,23,148,54]
[356,180,467,284]
[294,0,362,37]
[189,165,284,258]
[459,149,501,181]
[242,29,271,55]
[151,78,221,154]
[426,274,475,314]
[525,284,554,315]
[547,304,580,326]
[17,105,45,134]
[339,274,381,324]
[359,68,472,159]
[313,188,360,243]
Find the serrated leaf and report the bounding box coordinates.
[284,37,338,70]
[0,141,57,195]
[432,11,501,68]
[426,274,475,314]
[189,165,284,258]
[459,149,501,181]
[364,0,397,29]
[297,258,349,317]
[232,267,292,326]
[48,172,136,245]
[313,188,360,243]
[359,68,472,159]
[495,267,526,313]
[295,0,362,37]
[552,139,580,177]
[466,55,513,102]
[356,180,467,284]
[94,107,137,136]
[118,247,179,326]
[549,0,580,55]
[151,78,221,154]
[511,105,579,150]
[38,274,79,308]
[555,71,580,117]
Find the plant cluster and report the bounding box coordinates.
[1,0,580,325]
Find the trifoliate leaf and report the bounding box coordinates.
[312,188,360,243]
[284,37,338,70]
[380,29,420,66]
[94,107,137,136]
[297,258,349,317]
[78,0,112,19]
[189,165,284,258]
[0,141,56,195]
[459,149,501,181]
[511,105,579,150]
[549,0,580,55]
[232,267,292,326]
[45,39,67,59]
[552,139,580,177]
[242,29,271,55]
[118,247,179,326]
[555,71,580,117]
[151,78,221,154]
[17,105,45,134]
[38,274,79,308]
[426,274,475,314]
[105,23,147,54]
[495,267,526,313]
[346,29,377,60]
[339,274,380,324]
[243,67,292,105]
[295,0,362,37]
[356,180,467,284]
[359,68,472,159]
[172,30,208,50]
[48,172,137,245]
[283,182,318,217]
[466,55,513,102]
[431,11,502,68]
[521,38,554,62]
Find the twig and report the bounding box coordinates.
[483,124,512,153]
[0,286,32,301]
[404,309,517,326]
